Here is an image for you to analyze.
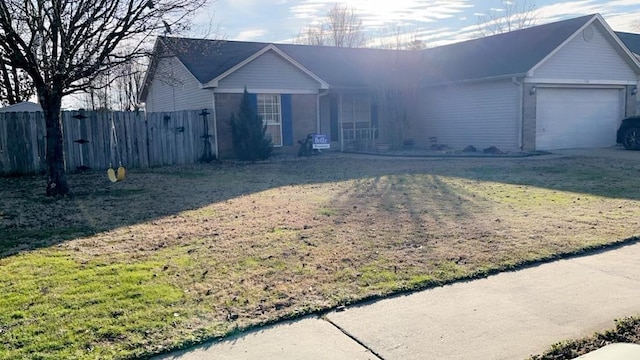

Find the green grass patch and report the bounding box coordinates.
[0,250,186,359]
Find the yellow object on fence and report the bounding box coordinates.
[107,168,118,182]
[117,166,126,181]
[108,116,126,182]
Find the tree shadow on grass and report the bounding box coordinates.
[0,154,638,259]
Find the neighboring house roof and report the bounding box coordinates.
[616,31,640,56]
[0,101,42,113]
[140,13,640,102]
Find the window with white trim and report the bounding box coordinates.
[257,94,282,146]
[341,96,371,140]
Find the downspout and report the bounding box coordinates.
[512,77,524,150]
[339,93,344,152]
[317,89,329,134]
[211,90,219,160]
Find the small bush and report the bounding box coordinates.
[230,88,272,161]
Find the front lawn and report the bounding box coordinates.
[1,154,639,359]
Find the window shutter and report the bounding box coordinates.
[249,93,258,112]
[281,94,293,146]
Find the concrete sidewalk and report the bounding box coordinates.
[155,242,640,360]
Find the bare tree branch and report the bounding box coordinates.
[295,3,366,48]
[0,52,35,105]
[477,0,537,36]
[374,25,428,50]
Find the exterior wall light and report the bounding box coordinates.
[632,87,638,96]
[529,86,537,96]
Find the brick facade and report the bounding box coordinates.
[292,94,318,145]
[214,93,318,159]
[214,93,243,160]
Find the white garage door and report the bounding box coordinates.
[536,88,622,150]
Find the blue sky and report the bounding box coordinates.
[196,0,640,46]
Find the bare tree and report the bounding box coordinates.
[373,55,421,150]
[79,57,146,111]
[375,25,428,50]
[0,52,35,106]
[477,0,537,36]
[296,4,366,47]
[0,0,209,196]
[114,59,146,111]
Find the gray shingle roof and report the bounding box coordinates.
[420,14,594,84]
[146,13,622,97]
[616,31,640,55]
[160,37,418,90]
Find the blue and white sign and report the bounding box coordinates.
[312,134,330,149]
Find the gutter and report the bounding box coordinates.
[422,73,529,88]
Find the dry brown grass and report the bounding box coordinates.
[1,154,639,358]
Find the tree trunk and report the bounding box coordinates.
[39,89,70,197]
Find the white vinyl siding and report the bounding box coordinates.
[533,23,637,81]
[416,80,520,150]
[145,56,213,112]
[257,94,282,146]
[535,87,622,150]
[217,50,321,92]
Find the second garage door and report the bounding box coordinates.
[536,87,623,150]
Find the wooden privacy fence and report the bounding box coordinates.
[0,109,216,176]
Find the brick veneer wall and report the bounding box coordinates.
[292,94,318,145]
[214,93,243,160]
[214,93,318,159]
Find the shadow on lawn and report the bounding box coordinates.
[0,154,638,259]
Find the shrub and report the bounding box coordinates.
[230,88,272,160]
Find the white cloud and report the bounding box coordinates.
[288,0,473,28]
[234,29,268,41]
[605,11,640,31]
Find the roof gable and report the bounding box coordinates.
[530,14,640,76]
[531,18,639,81]
[204,44,329,89]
